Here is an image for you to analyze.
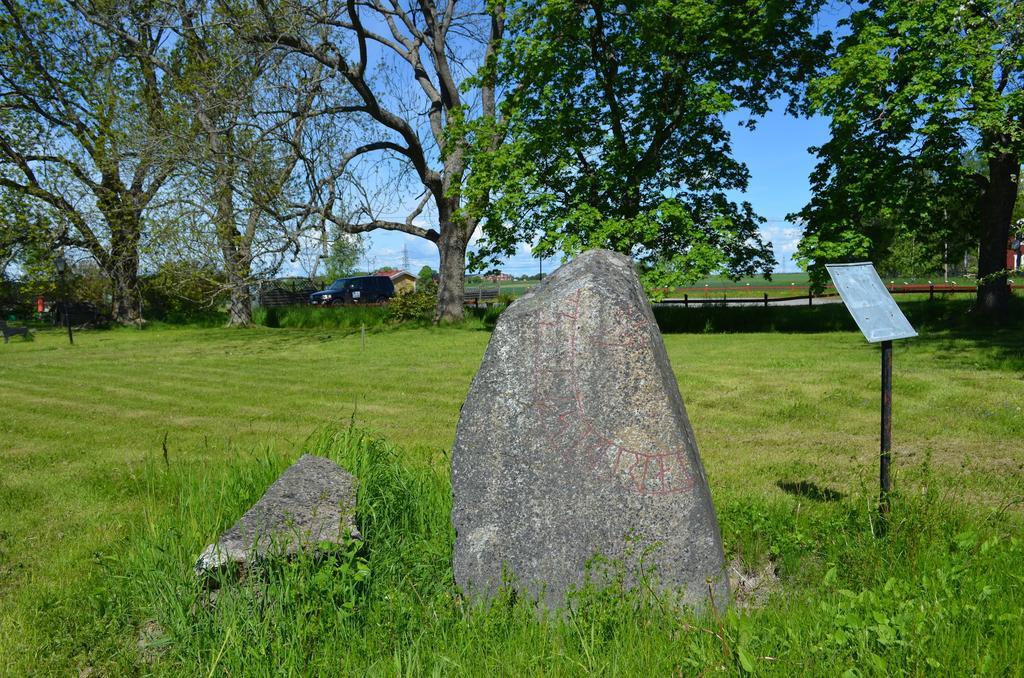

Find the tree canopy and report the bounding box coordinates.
[0,0,175,323]
[468,0,828,288]
[793,0,1023,316]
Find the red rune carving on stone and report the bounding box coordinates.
[531,289,694,496]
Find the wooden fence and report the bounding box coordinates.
[659,283,1008,307]
[258,279,319,307]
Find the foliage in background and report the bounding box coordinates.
[470,0,830,290]
[876,229,945,279]
[386,278,438,323]
[793,0,1023,315]
[0,193,54,283]
[139,262,226,324]
[653,295,1023,334]
[324,231,365,282]
[1,255,117,320]
[416,265,435,283]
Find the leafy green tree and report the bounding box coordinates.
[468,0,828,288]
[0,192,51,281]
[0,0,175,324]
[793,0,1022,317]
[877,228,944,279]
[417,265,435,283]
[325,231,365,281]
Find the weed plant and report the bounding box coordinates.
[112,428,1023,675]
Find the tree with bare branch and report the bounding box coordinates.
[0,0,176,324]
[167,1,336,325]
[240,0,505,322]
[76,0,353,326]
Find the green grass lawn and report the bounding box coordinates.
[1,315,1022,674]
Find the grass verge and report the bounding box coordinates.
[92,428,1024,674]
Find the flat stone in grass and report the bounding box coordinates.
[195,455,359,576]
[451,249,728,610]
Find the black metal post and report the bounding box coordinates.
[55,256,74,345]
[880,339,892,515]
[62,273,73,345]
[763,292,768,307]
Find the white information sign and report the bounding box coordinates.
[825,263,917,343]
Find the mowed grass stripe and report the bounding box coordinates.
[2,328,1019,582]
[3,329,482,455]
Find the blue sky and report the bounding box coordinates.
[361,107,833,277]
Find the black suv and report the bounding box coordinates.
[309,276,396,305]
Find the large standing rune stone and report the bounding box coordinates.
[195,455,359,576]
[451,249,728,609]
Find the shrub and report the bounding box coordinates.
[386,279,437,323]
[263,306,281,328]
[254,304,390,331]
[140,263,226,323]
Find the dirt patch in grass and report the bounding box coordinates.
[728,558,781,610]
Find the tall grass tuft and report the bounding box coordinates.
[253,305,392,331]
[116,428,1024,675]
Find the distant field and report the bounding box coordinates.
[464,279,540,297]
[1,308,1022,673]
[681,272,996,288]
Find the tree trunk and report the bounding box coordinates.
[435,223,468,323]
[107,212,143,326]
[109,258,142,325]
[212,150,254,328]
[227,276,253,327]
[975,143,1019,319]
[220,233,253,328]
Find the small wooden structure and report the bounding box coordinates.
[375,269,419,294]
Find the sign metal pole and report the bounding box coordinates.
[880,339,892,515]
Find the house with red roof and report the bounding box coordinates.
[375,268,419,293]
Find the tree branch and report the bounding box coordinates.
[323,213,440,242]
[252,30,444,198]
